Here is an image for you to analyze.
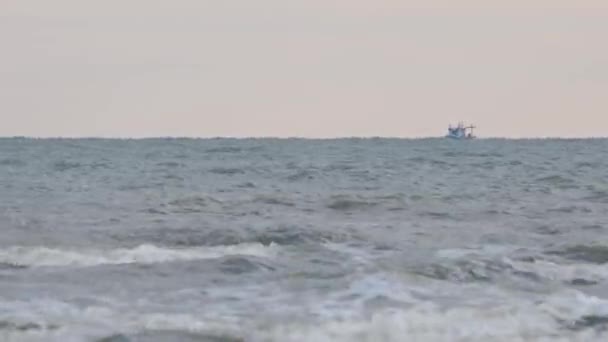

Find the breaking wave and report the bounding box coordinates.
[0,243,278,268]
[427,246,608,286]
[4,290,608,342]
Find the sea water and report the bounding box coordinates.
[1,137,608,341]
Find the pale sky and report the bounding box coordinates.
[2,0,607,138]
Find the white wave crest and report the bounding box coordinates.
[254,291,608,342]
[0,243,278,267]
[252,310,601,342]
[2,290,608,342]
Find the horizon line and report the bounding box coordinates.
[1,135,607,141]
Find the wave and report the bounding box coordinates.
[52,160,83,172]
[96,331,242,342]
[547,206,592,214]
[208,167,245,175]
[253,195,295,207]
[546,245,608,264]
[205,146,243,153]
[3,290,608,342]
[155,161,183,168]
[252,290,608,342]
[0,299,243,342]
[494,258,608,287]
[286,170,315,182]
[431,245,608,285]
[110,224,358,249]
[0,243,278,268]
[0,320,57,332]
[535,175,578,190]
[50,160,112,172]
[114,228,246,247]
[582,190,608,204]
[325,193,407,212]
[254,227,355,246]
[0,158,26,167]
[327,195,378,211]
[165,195,224,214]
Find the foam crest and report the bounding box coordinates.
[3,291,608,342]
[253,292,608,342]
[0,299,240,342]
[0,243,278,268]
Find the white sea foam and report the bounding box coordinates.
[252,309,600,342]
[253,290,608,342]
[0,243,278,267]
[0,299,239,342]
[3,290,608,342]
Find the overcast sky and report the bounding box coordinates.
[2,1,607,138]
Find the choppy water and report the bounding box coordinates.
[1,137,608,342]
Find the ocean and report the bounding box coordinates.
[1,137,608,342]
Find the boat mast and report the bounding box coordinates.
[466,125,475,137]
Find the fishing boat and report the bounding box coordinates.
[446,122,476,139]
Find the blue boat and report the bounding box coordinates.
[446,122,476,139]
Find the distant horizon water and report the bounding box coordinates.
[2,134,608,140]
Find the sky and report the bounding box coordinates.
[1,0,607,138]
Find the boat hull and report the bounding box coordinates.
[446,135,475,140]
